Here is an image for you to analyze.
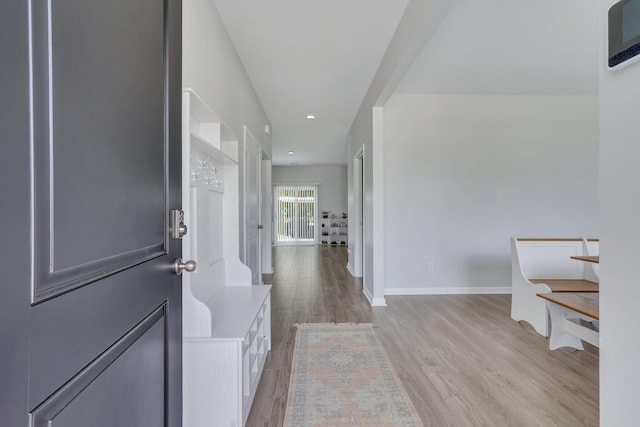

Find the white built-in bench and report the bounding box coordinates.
[536,292,599,350]
[181,90,271,427]
[511,238,599,337]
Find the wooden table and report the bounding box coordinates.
[537,292,599,350]
[570,255,599,264]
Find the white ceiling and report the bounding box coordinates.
[396,0,599,95]
[213,0,598,166]
[213,0,410,165]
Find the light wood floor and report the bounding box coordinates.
[246,245,599,427]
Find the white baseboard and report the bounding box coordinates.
[346,263,355,277]
[346,263,363,278]
[363,287,374,304]
[384,286,512,296]
[371,297,388,306]
[362,287,388,307]
[362,287,387,307]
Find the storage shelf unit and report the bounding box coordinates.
[320,211,347,245]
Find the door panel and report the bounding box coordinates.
[29,261,171,409]
[32,0,166,301]
[0,0,182,424]
[245,129,261,284]
[30,306,166,427]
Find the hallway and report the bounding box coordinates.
[247,245,599,426]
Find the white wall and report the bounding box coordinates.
[383,94,599,293]
[182,0,271,156]
[347,106,377,300]
[599,1,640,425]
[182,0,272,261]
[347,0,598,303]
[347,0,455,305]
[272,165,347,216]
[396,0,598,96]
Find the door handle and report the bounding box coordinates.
[173,258,197,275]
[257,224,264,230]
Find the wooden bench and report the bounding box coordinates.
[511,238,599,337]
[582,238,599,280]
[537,292,599,350]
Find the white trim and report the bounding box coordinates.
[363,286,373,304]
[272,182,321,186]
[346,263,355,277]
[242,127,248,264]
[371,297,388,306]
[261,159,273,275]
[363,286,387,306]
[384,287,512,296]
[352,146,364,278]
[372,107,385,303]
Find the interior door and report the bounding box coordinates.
[0,0,183,425]
[245,127,263,285]
[261,159,273,275]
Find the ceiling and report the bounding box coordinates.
[397,0,599,95]
[213,0,410,165]
[212,0,599,165]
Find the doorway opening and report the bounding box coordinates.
[273,185,318,245]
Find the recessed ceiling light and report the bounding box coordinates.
[306,114,315,120]
[288,151,295,155]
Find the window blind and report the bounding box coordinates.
[273,185,317,244]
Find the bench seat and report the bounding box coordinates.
[511,238,599,337]
[537,292,599,350]
[529,279,599,293]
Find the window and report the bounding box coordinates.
[273,185,317,244]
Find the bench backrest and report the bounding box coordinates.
[584,239,599,279]
[584,239,599,256]
[513,238,587,280]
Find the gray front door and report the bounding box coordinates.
[0,0,182,425]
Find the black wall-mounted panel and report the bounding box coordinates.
[609,0,640,68]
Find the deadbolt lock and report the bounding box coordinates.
[169,209,188,239]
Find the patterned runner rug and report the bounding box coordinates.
[283,323,424,426]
